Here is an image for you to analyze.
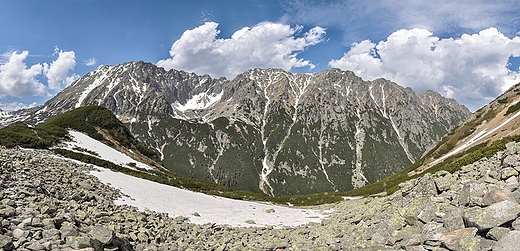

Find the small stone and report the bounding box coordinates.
[192,212,201,217]
[506,176,519,185]
[385,237,399,246]
[244,219,256,224]
[0,234,13,249]
[0,206,15,217]
[12,228,25,240]
[27,241,45,251]
[60,222,79,238]
[137,232,149,243]
[66,235,92,250]
[42,228,60,240]
[265,208,276,213]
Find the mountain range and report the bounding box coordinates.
[2,61,471,196]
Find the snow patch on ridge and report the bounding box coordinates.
[64,130,152,170]
[172,91,223,112]
[76,68,110,108]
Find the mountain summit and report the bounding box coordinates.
[25,61,470,195]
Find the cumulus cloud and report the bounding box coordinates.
[0,51,47,98]
[0,49,80,100]
[329,27,520,110]
[44,49,79,90]
[157,22,326,79]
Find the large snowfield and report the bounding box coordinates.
[66,130,328,227]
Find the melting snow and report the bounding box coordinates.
[64,130,152,170]
[62,130,327,228]
[171,91,223,112]
[76,69,109,108]
[89,167,328,228]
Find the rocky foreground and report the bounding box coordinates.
[1,143,520,250]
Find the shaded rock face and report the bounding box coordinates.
[26,62,471,196]
[2,139,520,250]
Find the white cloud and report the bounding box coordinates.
[285,0,520,44]
[330,27,520,110]
[0,51,47,98]
[0,101,39,112]
[85,57,97,66]
[157,22,326,79]
[44,49,79,90]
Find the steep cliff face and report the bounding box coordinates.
[26,61,471,195]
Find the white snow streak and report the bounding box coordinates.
[432,109,520,165]
[256,71,276,196]
[352,105,369,188]
[76,69,109,108]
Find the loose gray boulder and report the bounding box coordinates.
[463,200,520,231]
[492,230,520,251]
[439,227,478,251]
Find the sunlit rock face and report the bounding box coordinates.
[26,61,471,195]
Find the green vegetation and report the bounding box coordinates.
[53,148,269,202]
[47,106,159,160]
[497,97,509,104]
[339,134,520,197]
[505,102,520,116]
[0,106,159,161]
[0,122,67,148]
[3,104,520,207]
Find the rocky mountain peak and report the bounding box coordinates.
[22,62,471,195]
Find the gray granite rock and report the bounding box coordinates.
[463,201,520,231]
[492,230,520,251]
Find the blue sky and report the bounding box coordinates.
[1,0,520,111]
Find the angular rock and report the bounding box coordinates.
[66,235,92,250]
[12,228,25,240]
[486,227,510,241]
[88,226,115,245]
[439,227,478,251]
[434,171,455,192]
[482,189,517,206]
[42,228,60,240]
[501,168,519,180]
[0,234,13,250]
[492,230,520,251]
[26,241,45,251]
[463,200,520,231]
[442,208,466,232]
[60,222,79,238]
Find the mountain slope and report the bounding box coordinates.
[414,82,520,174]
[25,61,470,195]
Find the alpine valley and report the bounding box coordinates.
[3,61,471,196]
